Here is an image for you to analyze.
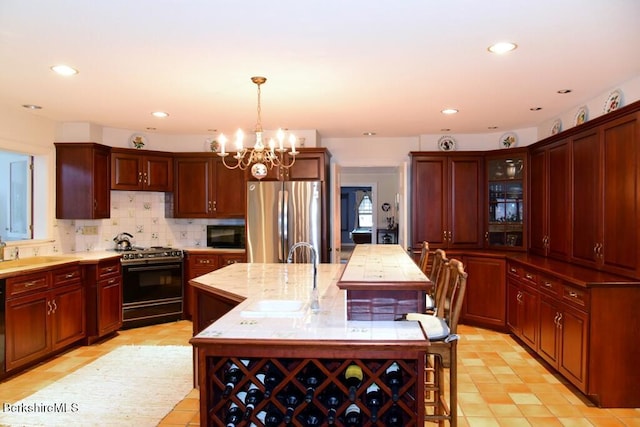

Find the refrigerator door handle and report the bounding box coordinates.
[282,189,289,261]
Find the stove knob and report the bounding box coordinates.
[137,253,144,259]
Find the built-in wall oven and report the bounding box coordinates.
[120,247,183,329]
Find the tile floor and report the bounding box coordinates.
[1,321,638,426]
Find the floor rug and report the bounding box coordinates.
[0,345,193,427]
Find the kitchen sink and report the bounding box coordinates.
[240,299,307,318]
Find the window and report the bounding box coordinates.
[358,193,373,228]
[0,150,33,241]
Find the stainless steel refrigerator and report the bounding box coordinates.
[246,181,322,263]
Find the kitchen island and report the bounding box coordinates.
[190,246,430,426]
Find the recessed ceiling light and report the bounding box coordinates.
[530,107,542,111]
[22,104,42,110]
[557,89,572,94]
[146,127,157,131]
[50,64,79,76]
[488,42,517,54]
[151,111,169,118]
[363,132,376,136]
[441,108,458,115]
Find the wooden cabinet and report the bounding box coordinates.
[486,151,526,250]
[506,255,640,407]
[170,155,246,218]
[460,254,507,329]
[571,113,640,278]
[410,153,484,250]
[247,147,330,182]
[111,148,173,191]
[55,142,110,219]
[85,258,122,344]
[184,251,246,319]
[5,264,85,373]
[529,139,571,259]
[506,262,538,350]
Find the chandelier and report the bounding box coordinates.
[217,76,298,179]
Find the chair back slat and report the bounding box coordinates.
[438,258,468,334]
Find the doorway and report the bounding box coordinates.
[340,185,374,261]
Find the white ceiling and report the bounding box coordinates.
[1,0,639,138]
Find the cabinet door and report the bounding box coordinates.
[219,253,246,268]
[506,280,519,334]
[51,284,85,350]
[461,256,506,328]
[558,306,589,392]
[213,158,246,217]
[411,156,447,248]
[546,141,571,259]
[449,156,483,248]
[111,151,143,190]
[518,285,538,350]
[5,292,50,371]
[144,154,173,192]
[173,157,213,217]
[286,151,325,181]
[97,276,123,336]
[600,114,640,277]
[571,129,601,267]
[93,146,111,218]
[528,148,547,256]
[538,296,560,366]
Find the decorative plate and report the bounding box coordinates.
[438,135,456,151]
[604,89,623,113]
[550,119,562,136]
[129,134,147,149]
[575,106,588,126]
[499,132,518,149]
[205,138,219,153]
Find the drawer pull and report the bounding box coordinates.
[509,267,517,273]
[24,281,39,288]
[568,291,578,298]
[108,278,117,284]
[525,273,534,280]
[106,267,115,272]
[543,281,552,288]
[65,273,76,279]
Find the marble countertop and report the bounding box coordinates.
[190,262,428,343]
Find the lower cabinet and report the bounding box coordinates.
[184,251,246,320]
[85,258,122,344]
[460,255,507,329]
[4,265,85,373]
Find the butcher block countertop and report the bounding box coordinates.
[189,261,428,343]
[0,251,120,279]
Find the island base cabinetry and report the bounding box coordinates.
[192,342,426,426]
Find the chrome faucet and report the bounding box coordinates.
[287,242,320,311]
[0,237,5,262]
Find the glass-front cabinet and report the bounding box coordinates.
[486,152,526,249]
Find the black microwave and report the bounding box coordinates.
[206,225,246,249]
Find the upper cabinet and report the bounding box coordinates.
[528,140,570,259]
[111,148,173,192]
[55,143,110,219]
[486,151,527,250]
[246,148,330,181]
[410,152,484,250]
[571,112,640,278]
[169,155,246,218]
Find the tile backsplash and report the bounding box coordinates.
[55,191,242,253]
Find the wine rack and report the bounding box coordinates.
[204,356,424,426]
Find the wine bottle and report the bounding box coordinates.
[384,404,404,427]
[277,386,303,424]
[254,405,283,427]
[298,405,324,426]
[262,363,283,398]
[242,381,264,419]
[320,385,342,425]
[343,403,362,427]
[385,361,403,402]
[299,363,325,403]
[222,360,248,397]
[364,382,383,423]
[344,364,363,401]
[224,402,243,426]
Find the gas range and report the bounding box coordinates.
[117,246,183,264]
